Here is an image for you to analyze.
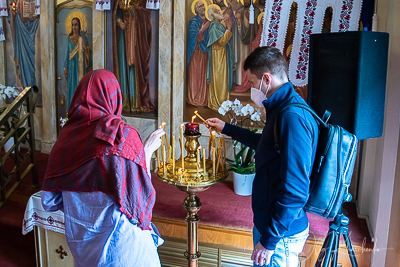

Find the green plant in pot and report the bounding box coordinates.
[218,99,264,195]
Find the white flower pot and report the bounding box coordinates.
[4,137,20,153]
[232,172,255,196]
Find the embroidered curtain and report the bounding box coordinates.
[0,19,4,41]
[35,0,40,15]
[146,0,159,10]
[95,0,111,11]
[0,0,7,16]
[0,0,6,41]
[260,0,362,86]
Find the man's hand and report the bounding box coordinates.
[225,16,233,31]
[235,12,242,26]
[200,21,210,33]
[251,242,274,266]
[118,19,126,30]
[205,118,225,134]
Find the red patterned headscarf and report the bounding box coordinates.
[43,69,155,229]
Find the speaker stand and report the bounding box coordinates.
[315,213,358,267]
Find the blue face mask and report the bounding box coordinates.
[251,75,270,107]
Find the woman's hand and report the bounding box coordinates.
[143,128,165,177]
[205,118,225,134]
[144,128,165,156]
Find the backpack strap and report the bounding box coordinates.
[274,103,328,153]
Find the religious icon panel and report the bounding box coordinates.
[106,0,159,118]
[4,0,42,105]
[56,0,93,125]
[184,0,266,124]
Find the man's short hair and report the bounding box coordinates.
[243,46,288,80]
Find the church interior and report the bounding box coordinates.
[1,0,400,266]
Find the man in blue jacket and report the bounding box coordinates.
[206,46,319,266]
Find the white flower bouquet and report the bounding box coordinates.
[0,84,25,141]
[218,99,264,174]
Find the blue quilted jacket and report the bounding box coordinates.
[222,82,318,250]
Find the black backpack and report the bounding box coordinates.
[274,103,358,219]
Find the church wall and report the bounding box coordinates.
[2,2,400,265]
[379,0,400,266]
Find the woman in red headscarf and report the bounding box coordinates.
[41,69,165,267]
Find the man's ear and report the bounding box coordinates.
[263,73,271,84]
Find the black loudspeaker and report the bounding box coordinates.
[308,31,389,140]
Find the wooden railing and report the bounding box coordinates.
[0,85,39,209]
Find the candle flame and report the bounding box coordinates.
[192,115,197,123]
[197,146,201,150]
[212,131,216,136]
[180,123,184,128]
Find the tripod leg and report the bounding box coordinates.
[330,232,339,267]
[315,230,332,267]
[321,230,336,267]
[343,231,359,267]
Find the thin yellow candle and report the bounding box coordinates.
[197,146,201,177]
[180,123,185,169]
[194,110,207,124]
[216,145,221,173]
[160,122,169,150]
[162,145,166,177]
[203,148,206,178]
[172,135,175,176]
[208,128,212,159]
[156,148,160,170]
[192,115,197,123]
[211,131,216,148]
[159,122,165,148]
[212,147,215,178]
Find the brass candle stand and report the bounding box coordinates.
[156,127,228,267]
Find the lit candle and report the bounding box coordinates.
[203,148,206,178]
[192,115,197,123]
[211,131,216,149]
[162,145,166,177]
[160,122,169,150]
[172,135,175,176]
[194,110,207,124]
[180,123,185,169]
[197,146,201,177]
[212,147,215,178]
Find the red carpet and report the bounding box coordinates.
[0,201,36,267]
[152,177,254,231]
[0,151,373,266]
